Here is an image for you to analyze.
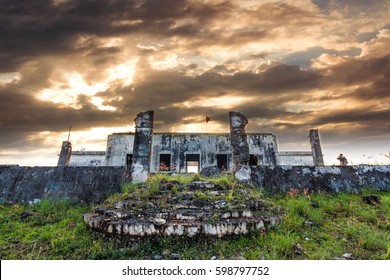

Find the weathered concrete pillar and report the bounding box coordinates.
[309,129,324,166]
[57,141,72,167]
[229,111,251,181]
[131,111,154,182]
[229,111,250,165]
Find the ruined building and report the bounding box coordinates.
[58,111,324,174]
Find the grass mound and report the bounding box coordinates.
[1,174,389,260]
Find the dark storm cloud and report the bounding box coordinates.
[153,104,293,130]
[0,4,88,70]
[181,2,323,48]
[89,61,322,133]
[311,0,388,14]
[0,0,127,69]
[332,55,390,85]
[311,107,390,127]
[0,0,325,73]
[352,80,390,101]
[97,62,323,121]
[1,0,389,164]
[322,55,390,102]
[0,86,125,148]
[0,0,235,71]
[232,64,322,93]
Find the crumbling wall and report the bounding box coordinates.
[104,132,280,171]
[1,165,389,204]
[0,166,127,204]
[278,152,314,166]
[83,180,281,238]
[247,133,279,165]
[150,133,281,173]
[151,133,233,173]
[70,151,106,166]
[105,133,135,166]
[251,165,390,193]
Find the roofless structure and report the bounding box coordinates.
[58,111,324,176]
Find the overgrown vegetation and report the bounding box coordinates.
[1,174,389,260]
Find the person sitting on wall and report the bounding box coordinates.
[337,154,348,166]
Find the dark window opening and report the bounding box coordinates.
[186,154,200,173]
[249,154,258,166]
[216,154,228,171]
[159,154,171,171]
[126,154,133,166]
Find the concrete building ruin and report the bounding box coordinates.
[60,111,324,175]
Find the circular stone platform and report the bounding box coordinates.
[83,179,282,238]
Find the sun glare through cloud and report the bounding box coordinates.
[0,0,389,166]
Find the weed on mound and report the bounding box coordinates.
[84,173,281,238]
[1,174,389,260]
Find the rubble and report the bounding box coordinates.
[83,179,281,238]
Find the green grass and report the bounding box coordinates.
[271,190,390,259]
[0,200,92,259]
[1,178,389,260]
[149,173,196,185]
[121,182,139,194]
[208,174,235,187]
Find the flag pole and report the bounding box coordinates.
[205,112,207,134]
[205,112,210,134]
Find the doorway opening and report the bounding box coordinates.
[216,154,228,171]
[159,153,171,171]
[249,154,258,166]
[126,154,133,167]
[186,154,200,173]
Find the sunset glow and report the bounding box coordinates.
[0,0,389,166]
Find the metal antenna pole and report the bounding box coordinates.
[67,125,72,142]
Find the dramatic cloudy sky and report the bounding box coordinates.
[1,0,389,166]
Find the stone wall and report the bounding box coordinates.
[278,152,314,166]
[0,166,127,204]
[1,165,389,204]
[151,133,233,173]
[251,165,390,193]
[70,151,106,167]
[247,133,279,166]
[105,133,135,166]
[102,132,279,171]
[83,180,281,238]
